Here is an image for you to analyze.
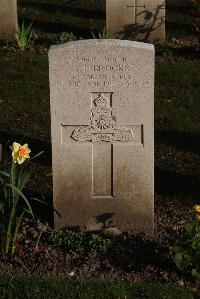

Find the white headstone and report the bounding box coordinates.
[49,40,154,235]
[106,0,165,43]
[0,0,18,40]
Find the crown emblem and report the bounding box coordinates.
[71,93,134,143]
[94,94,110,108]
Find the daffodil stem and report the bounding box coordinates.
[11,161,17,199]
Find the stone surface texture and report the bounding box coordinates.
[0,0,18,39]
[49,39,154,235]
[106,0,165,43]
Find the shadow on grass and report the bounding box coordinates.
[24,189,54,225]
[107,234,160,272]
[19,0,105,17]
[18,16,96,38]
[155,167,200,199]
[19,16,99,38]
[156,129,200,155]
[155,129,200,200]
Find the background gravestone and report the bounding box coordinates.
[106,0,165,43]
[49,39,154,235]
[0,0,18,40]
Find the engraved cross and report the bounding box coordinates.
[125,0,146,23]
[125,0,145,9]
[63,93,143,199]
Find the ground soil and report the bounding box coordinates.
[0,200,199,292]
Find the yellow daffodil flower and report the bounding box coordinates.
[194,205,200,214]
[11,142,31,164]
[196,215,200,221]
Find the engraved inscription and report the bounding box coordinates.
[68,55,150,88]
[71,93,134,143]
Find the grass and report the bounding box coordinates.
[0,274,195,299]
[155,60,200,133]
[0,50,49,141]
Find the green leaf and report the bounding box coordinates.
[6,183,33,217]
[12,210,25,254]
[0,202,4,212]
[174,252,191,271]
[195,225,200,234]
[17,164,31,191]
[191,236,200,249]
[16,21,33,49]
[91,30,96,39]
[191,269,200,279]
[30,151,44,161]
[30,197,48,206]
[171,246,181,254]
[184,223,195,234]
[0,170,10,178]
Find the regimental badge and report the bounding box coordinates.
[71,93,134,143]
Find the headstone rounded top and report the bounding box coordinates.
[49,39,154,53]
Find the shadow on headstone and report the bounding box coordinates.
[119,2,165,42]
[96,213,114,229]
